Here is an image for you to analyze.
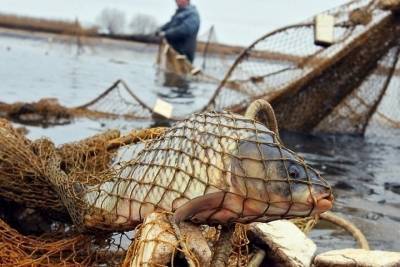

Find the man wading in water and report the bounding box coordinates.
[157,0,200,63]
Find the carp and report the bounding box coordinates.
[83,112,333,229]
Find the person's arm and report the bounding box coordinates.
[155,13,176,36]
[164,12,199,40]
[159,21,172,31]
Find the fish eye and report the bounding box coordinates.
[288,164,301,179]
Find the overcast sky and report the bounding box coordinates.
[0,0,348,45]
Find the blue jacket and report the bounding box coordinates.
[161,5,200,62]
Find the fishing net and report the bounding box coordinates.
[0,120,168,266]
[79,0,399,135]
[0,117,165,217]
[0,216,133,267]
[204,0,374,111]
[0,81,153,126]
[228,224,250,267]
[0,119,64,215]
[2,105,375,266]
[204,0,400,134]
[122,212,179,267]
[73,80,154,120]
[314,44,400,134]
[196,26,238,80]
[379,0,400,11]
[157,39,198,76]
[0,98,72,126]
[122,212,221,266]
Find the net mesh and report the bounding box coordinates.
[0,120,167,266]
[0,80,153,126]
[314,44,400,134]
[0,119,64,215]
[206,0,400,134]
[0,217,132,267]
[73,80,153,120]
[1,109,331,266]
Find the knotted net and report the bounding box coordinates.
[1,108,333,266]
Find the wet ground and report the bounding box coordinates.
[1,30,399,252]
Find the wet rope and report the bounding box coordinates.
[245,99,280,139]
[247,248,266,267]
[320,211,370,250]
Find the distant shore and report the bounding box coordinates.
[0,13,248,56]
[0,12,306,63]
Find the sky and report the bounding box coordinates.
[0,0,349,45]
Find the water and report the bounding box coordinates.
[282,131,400,251]
[0,29,217,142]
[1,30,400,253]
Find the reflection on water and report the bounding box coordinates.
[1,31,399,252]
[157,71,193,98]
[161,72,190,91]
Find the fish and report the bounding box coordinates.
[84,111,333,229]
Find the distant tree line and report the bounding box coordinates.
[96,8,159,35]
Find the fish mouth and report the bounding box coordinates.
[308,193,334,213]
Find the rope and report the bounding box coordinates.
[320,211,370,250]
[245,99,281,142]
[247,248,266,267]
[106,127,167,151]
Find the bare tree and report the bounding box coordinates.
[129,14,159,35]
[96,8,126,35]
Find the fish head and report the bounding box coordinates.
[228,136,333,222]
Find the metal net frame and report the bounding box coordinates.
[203,0,400,134]
[204,0,378,109]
